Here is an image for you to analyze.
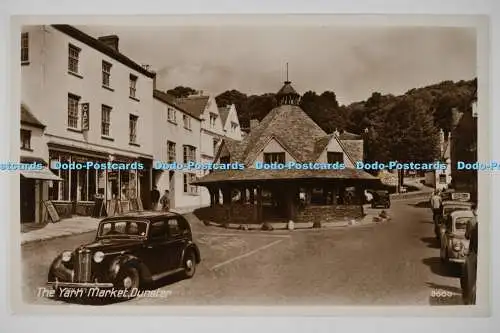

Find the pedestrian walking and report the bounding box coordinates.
[430,190,443,224]
[160,190,170,212]
[151,186,160,211]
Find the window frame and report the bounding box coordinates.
[183,173,198,194]
[129,114,138,144]
[263,152,286,164]
[327,151,344,164]
[129,74,138,98]
[183,114,191,130]
[68,44,81,74]
[20,129,31,150]
[183,145,196,164]
[101,104,112,137]
[167,141,176,163]
[21,32,29,63]
[67,93,81,129]
[102,60,112,88]
[167,107,177,123]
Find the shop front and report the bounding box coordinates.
[47,145,151,218]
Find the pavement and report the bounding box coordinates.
[20,205,384,244]
[21,197,464,306]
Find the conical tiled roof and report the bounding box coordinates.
[277,81,299,96]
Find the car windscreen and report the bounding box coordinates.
[97,220,148,238]
[455,217,472,231]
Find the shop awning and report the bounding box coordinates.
[20,167,62,181]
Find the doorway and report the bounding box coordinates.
[169,171,175,208]
[20,178,36,223]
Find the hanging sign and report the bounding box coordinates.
[81,103,90,131]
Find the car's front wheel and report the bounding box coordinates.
[182,250,196,279]
[116,266,140,295]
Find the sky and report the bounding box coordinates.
[78,25,476,106]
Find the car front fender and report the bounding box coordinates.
[108,254,151,282]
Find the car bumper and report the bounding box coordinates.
[47,280,114,289]
[448,258,466,264]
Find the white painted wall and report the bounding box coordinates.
[222,104,243,141]
[153,97,205,209]
[316,137,354,168]
[21,25,154,158]
[252,138,296,166]
[19,124,48,160]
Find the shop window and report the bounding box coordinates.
[264,152,285,164]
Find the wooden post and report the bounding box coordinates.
[249,186,255,204]
[256,185,263,222]
[241,186,247,203]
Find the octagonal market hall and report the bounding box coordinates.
[192,80,380,226]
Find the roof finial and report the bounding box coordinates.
[286,62,289,82]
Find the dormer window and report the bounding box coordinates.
[209,113,218,128]
[327,152,343,164]
[231,122,238,132]
[264,152,285,164]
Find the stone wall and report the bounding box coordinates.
[194,203,363,225]
[296,205,364,223]
[194,203,257,224]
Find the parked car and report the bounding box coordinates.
[371,190,391,208]
[47,212,201,298]
[439,210,475,266]
[461,217,478,305]
[435,200,473,240]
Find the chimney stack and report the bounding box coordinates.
[98,35,119,52]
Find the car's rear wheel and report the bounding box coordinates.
[116,266,140,295]
[182,250,196,279]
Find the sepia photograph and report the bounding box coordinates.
[10,14,489,314]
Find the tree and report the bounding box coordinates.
[166,86,197,98]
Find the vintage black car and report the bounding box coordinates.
[47,212,201,297]
[371,190,391,209]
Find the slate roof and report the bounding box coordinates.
[21,104,45,129]
[218,106,230,125]
[153,90,202,120]
[228,104,329,165]
[176,96,210,118]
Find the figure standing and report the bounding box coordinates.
[151,186,160,211]
[160,190,170,212]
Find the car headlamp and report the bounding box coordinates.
[61,251,72,262]
[93,251,105,263]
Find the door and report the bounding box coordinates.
[144,220,171,275]
[20,178,36,223]
[165,217,189,269]
[168,171,175,209]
